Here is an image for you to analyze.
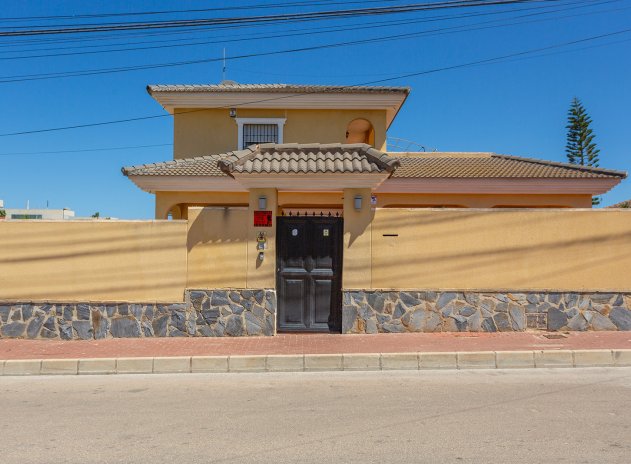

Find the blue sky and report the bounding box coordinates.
[1,0,630,218]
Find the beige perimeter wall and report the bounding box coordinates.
[0,221,188,301]
[368,208,631,291]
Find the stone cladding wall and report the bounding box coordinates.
[0,289,276,339]
[342,291,631,334]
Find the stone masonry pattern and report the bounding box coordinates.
[0,289,276,339]
[342,291,631,334]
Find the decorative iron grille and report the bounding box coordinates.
[243,124,278,147]
[280,209,343,217]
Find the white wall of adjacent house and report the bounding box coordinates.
[3,208,75,220]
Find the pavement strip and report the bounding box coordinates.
[1,349,630,376]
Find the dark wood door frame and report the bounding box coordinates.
[276,216,343,333]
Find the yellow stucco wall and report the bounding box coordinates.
[0,221,187,301]
[246,188,277,288]
[186,190,278,290]
[173,108,388,157]
[187,207,248,289]
[343,188,373,289]
[156,191,249,219]
[155,191,591,221]
[366,208,631,291]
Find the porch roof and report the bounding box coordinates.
[217,143,399,175]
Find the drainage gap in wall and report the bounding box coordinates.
[543,333,568,339]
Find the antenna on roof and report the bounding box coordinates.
[222,48,226,82]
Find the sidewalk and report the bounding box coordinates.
[1,332,630,375]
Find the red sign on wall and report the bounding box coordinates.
[254,210,273,227]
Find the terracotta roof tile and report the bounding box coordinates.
[147,83,409,95]
[121,154,225,177]
[392,153,626,179]
[218,143,399,175]
[122,150,626,180]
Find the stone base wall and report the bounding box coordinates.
[342,291,631,334]
[0,289,276,339]
[187,289,276,337]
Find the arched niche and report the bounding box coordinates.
[345,118,375,146]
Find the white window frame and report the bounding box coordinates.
[235,117,286,150]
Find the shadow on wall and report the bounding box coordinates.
[367,209,631,290]
[0,221,188,301]
[186,207,253,289]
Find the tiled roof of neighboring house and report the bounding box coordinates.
[217,143,399,175]
[392,152,627,179]
[147,82,410,95]
[122,149,626,179]
[607,199,631,208]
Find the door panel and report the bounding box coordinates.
[283,220,308,270]
[313,279,333,326]
[282,279,306,325]
[277,217,343,332]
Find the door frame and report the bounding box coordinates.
[275,215,344,333]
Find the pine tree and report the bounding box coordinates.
[565,97,601,205]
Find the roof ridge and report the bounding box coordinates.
[492,153,627,178]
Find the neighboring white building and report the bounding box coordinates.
[0,200,75,220]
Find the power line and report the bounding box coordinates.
[0,0,609,61]
[0,0,552,36]
[0,0,571,48]
[0,1,610,82]
[0,143,172,157]
[0,0,404,23]
[0,26,628,138]
[5,32,629,159]
[0,0,579,52]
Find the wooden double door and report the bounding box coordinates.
[276,216,343,332]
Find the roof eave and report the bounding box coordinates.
[376,177,623,195]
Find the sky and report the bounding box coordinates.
[0,0,630,219]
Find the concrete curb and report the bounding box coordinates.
[0,349,630,376]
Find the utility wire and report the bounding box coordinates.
[0,0,611,61]
[0,143,172,157]
[0,0,405,23]
[0,0,577,55]
[0,0,582,51]
[4,32,629,159]
[0,26,628,138]
[0,0,554,36]
[0,1,612,81]
[0,0,580,48]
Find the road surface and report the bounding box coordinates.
[2,368,630,463]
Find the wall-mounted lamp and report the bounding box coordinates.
[354,195,363,211]
[229,108,237,118]
[258,195,267,210]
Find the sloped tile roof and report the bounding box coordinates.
[392,153,626,179]
[121,154,226,177]
[147,83,410,95]
[122,149,626,179]
[218,143,399,175]
[608,199,631,208]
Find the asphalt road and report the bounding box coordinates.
[2,368,630,463]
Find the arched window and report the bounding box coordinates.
[345,118,375,146]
